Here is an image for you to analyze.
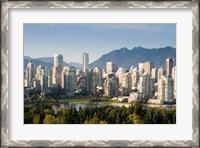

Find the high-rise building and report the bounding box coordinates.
[137,72,154,99]
[138,63,144,76]
[106,61,117,73]
[120,72,132,95]
[54,53,63,66]
[116,67,125,84]
[166,58,174,77]
[157,76,174,101]
[143,62,154,74]
[151,68,158,82]
[35,65,46,81]
[61,66,76,96]
[47,68,52,88]
[25,62,35,87]
[172,67,176,99]
[93,67,103,87]
[52,53,63,86]
[40,75,48,91]
[157,76,165,100]
[157,67,165,80]
[130,67,139,88]
[83,53,89,73]
[85,69,96,95]
[35,65,48,91]
[104,77,118,97]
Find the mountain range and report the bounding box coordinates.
[24,46,176,70]
[89,46,176,69]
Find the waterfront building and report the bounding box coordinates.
[137,72,154,99]
[93,67,103,87]
[76,75,86,93]
[116,67,125,84]
[157,76,174,101]
[166,58,174,77]
[61,66,77,96]
[83,53,89,73]
[106,61,118,73]
[25,62,35,87]
[85,69,96,95]
[85,67,103,95]
[40,75,48,91]
[172,67,176,99]
[104,77,118,97]
[129,92,145,102]
[52,53,63,86]
[35,65,47,81]
[119,72,132,95]
[47,68,52,88]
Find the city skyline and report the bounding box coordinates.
[24,24,176,63]
[25,52,176,102]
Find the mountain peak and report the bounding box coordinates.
[164,46,175,49]
[89,46,176,69]
[119,47,129,52]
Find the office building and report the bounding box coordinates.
[157,67,165,80]
[137,72,154,99]
[166,58,174,77]
[158,76,174,101]
[172,67,176,99]
[25,62,35,87]
[151,68,158,82]
[52,53,63,86]
[104,77,118,97]
[83,53,89,73]
[106,61,117,73]
[143,62,154,74]
[62,66,77,96]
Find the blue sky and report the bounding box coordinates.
[24,24,176,63]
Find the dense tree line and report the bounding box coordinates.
[24,101,176,124]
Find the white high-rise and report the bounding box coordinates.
[25,62,35,87]
[137,72,154,98]
[172,67,176,99]
[54,53,63,66]
[157,67,165,81]
[158,76,173,101]
[83,53,89,73]
[106,61,117,73]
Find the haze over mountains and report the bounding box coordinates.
[24,46,176,70]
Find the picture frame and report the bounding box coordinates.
[1,1,199,147]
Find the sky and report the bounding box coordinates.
[24,24,176,63]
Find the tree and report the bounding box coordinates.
[115,113,120,124]
[43,114,57,124]
[134,102,143,115]
[129,113,143,124]
[33,114,40,124]
[99,120,107,124]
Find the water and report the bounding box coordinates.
[52,102,101,114]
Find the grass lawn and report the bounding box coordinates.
[58,98,91,104]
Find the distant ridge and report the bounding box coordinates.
[89,46,176,69]
[24,46,176,70]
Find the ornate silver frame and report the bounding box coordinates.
[1,1,199,147]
